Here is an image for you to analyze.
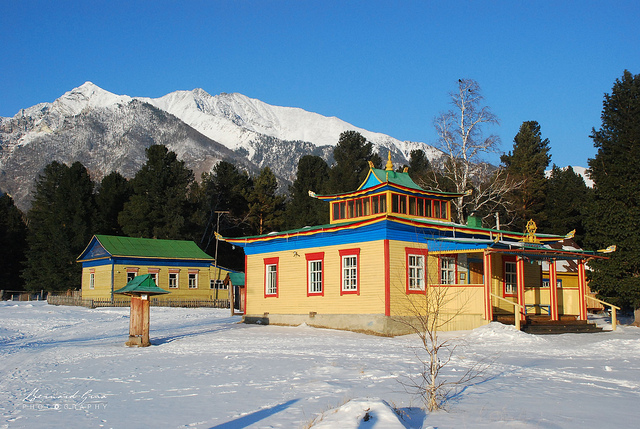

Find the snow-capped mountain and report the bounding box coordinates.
[545,166,594,188]
[139,89,438,162]
[0,82,439,211]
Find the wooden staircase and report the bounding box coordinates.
[493,314,604,334]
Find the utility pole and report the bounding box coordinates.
[214,211,229,300]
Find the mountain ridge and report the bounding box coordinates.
[0,82,440,211]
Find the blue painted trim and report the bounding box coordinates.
[242,219,493,255]
[80,257,215,268]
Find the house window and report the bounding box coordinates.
[504,258,517,296]
[188,272,198,289]
[355,198,363,217]
[542,278,562,288]
[406,248,428,293]
[126,268,138,283]
[339,248,360,294]
[89,272,95,290]
[391,193,407,214]
[425,199,432,217]
[149,273,158,285]
[168,272,179,289]
[440,255,457,284]
[264,257,279,297]
[372,195,381,214]
[306,252,324,296]
[211,279,226,289]
[409,197,417,215]
[347,200,355,218]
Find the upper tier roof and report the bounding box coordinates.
[312,165,463,202]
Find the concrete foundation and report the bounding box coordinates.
[243,312,489,336]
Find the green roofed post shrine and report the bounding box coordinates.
[115,274,169,347]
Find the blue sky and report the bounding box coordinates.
[2,1,638,168]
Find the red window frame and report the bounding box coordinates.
[503,256,517,297]
[264,257,279,298]
[305,252,325,297]
[438,254,458,284]
[339,248,360,295]
[405,247,429,294]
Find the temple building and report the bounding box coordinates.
[221,157,610,335]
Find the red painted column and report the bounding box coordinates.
[516,257,526,321]
[577,259,588,320]
[243,254,248,315]
[483,251,493,321]
[549,259,559,320]
[384,240,391,317]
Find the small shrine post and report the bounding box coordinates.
[114,274,170,347]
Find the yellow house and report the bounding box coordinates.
[221,159,610,335]
[77,235,235,302]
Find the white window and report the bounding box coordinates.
[342,255,358,292]
[89,273,95,289]
[149,272,158,285]
[210,279,226,289]
[126,271,136,283]
[169,273,178,289]
[308,260,323,294]
[188,272,198,289]
[408,254,425,290]
[266,264,277,295]
[505,261,517,295]
[440,256,456,285]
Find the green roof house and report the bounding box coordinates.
[77,235,239,303]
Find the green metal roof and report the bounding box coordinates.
[114,274,170,295]
[91,235,214,260]
[227,272,245,286]
[368,168,425,190]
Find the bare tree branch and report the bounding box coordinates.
[430,79,516,224]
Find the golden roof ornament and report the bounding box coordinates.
[385,151,393,171]
[522,219,541,243]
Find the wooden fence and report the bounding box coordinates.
[47,295,230,309]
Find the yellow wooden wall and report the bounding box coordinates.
[387,242,485,329]
[245,241,387,316]
[81,263,231,300]
[81,264,114,300]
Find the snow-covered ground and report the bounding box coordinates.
[1,302,638,429]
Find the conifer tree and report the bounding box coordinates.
[247,167,285,235]
[585,70,640,322]
[501,121,551,231]
[95,171,132,236]
[23,161,97,292]
[119,145,194,239]
[541,165,590,246]
[196,161,252,269]
[408,149,431,179]
[285,155,330,229]
[0,193,28,291]
[328,131,376,193]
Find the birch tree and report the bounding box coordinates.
[432,79,518,225]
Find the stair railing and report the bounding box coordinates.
[585,295,620,331]
[490,293,525,331]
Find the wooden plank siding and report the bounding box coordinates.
[245,241,387,316]
[387,241,486,330]
[81,264,231,301]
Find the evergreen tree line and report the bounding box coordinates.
[1,71,638,320]
[0,131,380,293]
